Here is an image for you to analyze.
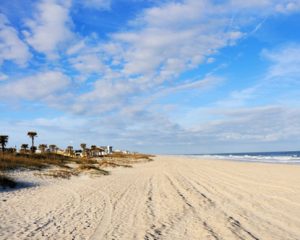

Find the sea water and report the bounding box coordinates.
[188,151,300,164]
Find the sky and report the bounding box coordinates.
[1,0,300,154]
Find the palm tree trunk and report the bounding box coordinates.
[31,137,34,153]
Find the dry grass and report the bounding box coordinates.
[108,152,154,160]
[0,152,153,181]
[97,153,154,169]
[0,153,74,171]
[0,153,95,171]
[72,158,98,165]
[99,160,132,168]
[34,169,78,179]
[33,165,109,179]
[77,164,109,175]
[0,153,109,180]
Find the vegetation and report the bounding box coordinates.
[77,164,109,175]
[80,143,86,157]
[27,131,37,153]
[34,169,78,179]
[38,144,47,153]
[21,144,29,152]
[66,146,74,156]
[105,152,154,161]
[0,131,154,188]
[0,152,72,171]
[99,160,132,168]
[0,135,9,152]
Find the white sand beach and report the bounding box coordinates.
[1,155,300,240]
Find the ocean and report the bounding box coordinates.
[188,151,300,164]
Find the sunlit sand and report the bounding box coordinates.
[1,155,300,239]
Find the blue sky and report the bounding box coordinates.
[1,0,300,154]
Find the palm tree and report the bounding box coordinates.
[66,146,73,156]
[0,135,8,153]
[38,144,47,153]
[21,144,29,153]
[91,145,97,157]
[80,143,86,157]
[49,144,56,153]
[85,148,91,158]
[27,131,37,153]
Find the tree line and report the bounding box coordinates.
[0,132,109,157]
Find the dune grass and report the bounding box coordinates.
[107,152,154,160]
[34,169,79,179]
[101,153,154,167]
[0,152,153,184]
[99,160,132,168]
[0,152,153,172]
[78,164,110,175]
[0,152,111,182]
[0,152,74,171]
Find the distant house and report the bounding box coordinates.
[99,146,113,155]
[98,147,106,156]
[74,150,82,157]
[107,146,113,154]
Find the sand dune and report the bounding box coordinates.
[1,155,300,240]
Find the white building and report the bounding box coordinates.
[107,146,113,154]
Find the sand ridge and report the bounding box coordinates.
[1,155,300,239]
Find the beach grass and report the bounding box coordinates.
[107,152,154,161]
[99,160,132,168]
[0,152,153,186]
[0,152,73,171]
[78,164,110,175]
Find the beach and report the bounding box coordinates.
[1,155,300,240]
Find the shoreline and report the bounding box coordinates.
[1,155,300,239]
[168,154,300,165]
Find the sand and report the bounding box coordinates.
[1,155,300,240]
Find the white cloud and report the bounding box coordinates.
[0,14,31,66]
[203,44,300,111]
[24,0,73,58]
[0,71,70,100]
[229,0,274,9]
[276,1,300,13]
[66,0,247,113]
[3,0,300,153]
[79,0,111,10]
[65,0,300,115]
[66,40,86,55]
[69,54,106,75]
[262,44,300,81]
[0,73,8,81]
[104,0,279,85]
[194,106,300,143]
[3,104,300,153]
